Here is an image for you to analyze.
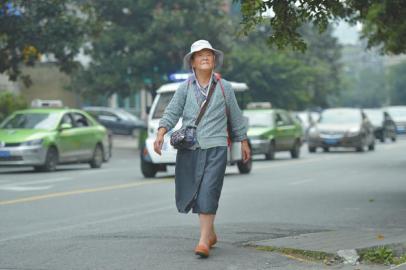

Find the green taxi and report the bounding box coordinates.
[243,108,303,160]
[0,108,110,171]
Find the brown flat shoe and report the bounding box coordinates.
[195,244,210,258]
[209,234,217,248]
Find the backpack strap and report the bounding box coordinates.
[217,78,232,146]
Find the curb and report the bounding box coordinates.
[250,229,406,267]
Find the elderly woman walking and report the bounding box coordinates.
[154,40,250,258]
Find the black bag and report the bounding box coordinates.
[170,126,197,150]
[170,80,217,150]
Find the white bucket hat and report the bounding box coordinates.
[183,40,224,70]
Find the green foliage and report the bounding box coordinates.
[71,0,234,98]
[338,66,388,107]
[393,254,406,265]
[238,0,406,54]
[223,24,342,109]
[256,246,341,264]
[360,247,394,265]
[353,0,406,54]
[0,91,27,122]
[388,61,406,105]
[0,0,89,86]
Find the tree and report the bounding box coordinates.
[223,24,342,109]
[239,0,406,54]
[0,91,27,122]
[388,61,406,105]
[0,1,89,85]
[71,0,234,98]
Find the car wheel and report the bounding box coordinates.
[368,142,375,151]
[290,140,300,159]
[308,146,316,153]
[90,144,103,169]
[391,136,397,142]
[380,136,385,143]
[265,141,275,160]
[322,147,329,152]
[356,145,364,152]
[141,157,158,178]
[34,146,58,172]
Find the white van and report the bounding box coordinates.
[140,79,252,177]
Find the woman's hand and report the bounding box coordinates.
[154,128,167,155]
[241,139,251,163]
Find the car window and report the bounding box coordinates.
[60,113,74,126]
[72,113,91,127]
[275,113,284,125]
[0,113,60,130]
[115,109,139,122]
[96,111,118,122]
[280,111,293,125]
[153,92,175,119]
[386,107,406,120]
[320,110,361,124]
[243,111,273,128]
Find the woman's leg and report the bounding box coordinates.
[198,213,216,246]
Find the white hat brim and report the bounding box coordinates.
[183,48,223,70]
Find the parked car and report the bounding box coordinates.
[386,106,406,134]
[363,108,397,142]
[140,79,252,178]
[308,108,375,152]
[244,108,303,160]
[0,108,110,171]
[82,106,146,136]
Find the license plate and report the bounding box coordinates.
[0,151,10,157]
[324,138,338,145]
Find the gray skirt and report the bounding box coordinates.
[175,146,227,214]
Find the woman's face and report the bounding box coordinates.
[191,49,215,72]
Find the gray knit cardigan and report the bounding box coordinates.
[159,77,248,149]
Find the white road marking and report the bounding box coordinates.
[0,177,73,192]
[0,185,52,191]
[0,177,71,188]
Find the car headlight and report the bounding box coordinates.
[21,139,44,146]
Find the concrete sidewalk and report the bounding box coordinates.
[250,228,406,269]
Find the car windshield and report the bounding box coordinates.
[387,107,406,120]
[244,111,273,128]
[364,110,383,126]
[115,109,139,122]
[153,92,175,119]
[0,113,60,130]
[319,110,361,124]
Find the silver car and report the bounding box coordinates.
[308,108,375,152]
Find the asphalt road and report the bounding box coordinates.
[0,136,405,270]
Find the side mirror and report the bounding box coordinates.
[146,106,151,115]
[59,123,72,130]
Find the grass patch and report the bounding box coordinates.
[359,246,406,265]
[256,246,341,265]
